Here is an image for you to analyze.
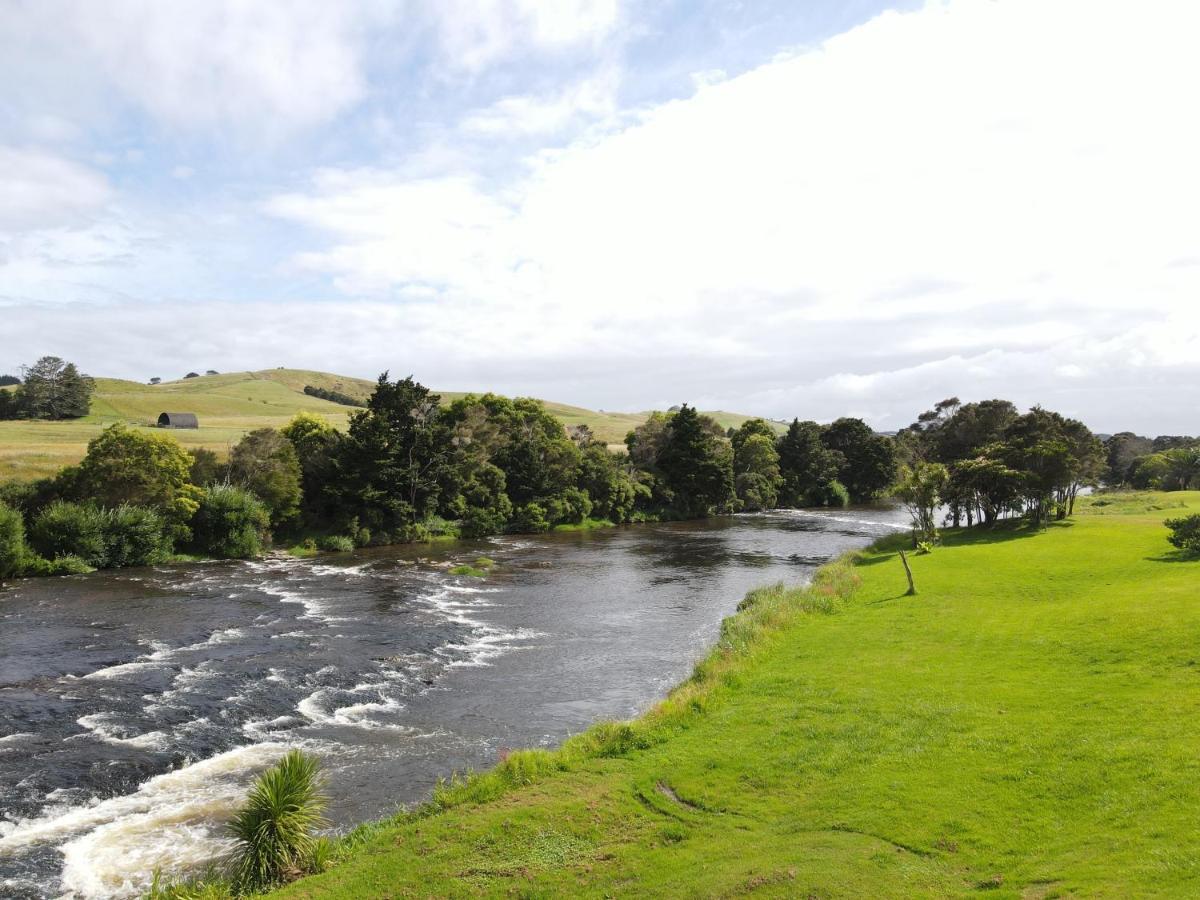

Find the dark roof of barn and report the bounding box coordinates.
[158,411,199,427]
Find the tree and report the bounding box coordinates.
[14,356,94,419]
[184,372,200,379]
[0,375,19,387]
[149,377,162,385]
[732,420,782,511]
[192,484,270,559]
[893,462,949,543]
[332,374,450,537]
[655,405,735,517]
[947,447,1023,526]
[282,413,339,519]
[188,447,225,486]
[229,429,303,527]
[577,443,642,523]
[821,418,897,502]
[73,424,202,538]
[1165,514,1200,555]
[777,419,843,506]
[1162,447,1200,491]
[1103,432,1153,485]
[0,501,29,579]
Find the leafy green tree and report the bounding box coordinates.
[332,374,450,537]
[1129,453,1172,489]
[100,505,171,567]
[1162,447,1200,491]
[191,485,271,559]
[0,501,29,578]
[73,424,202,539]
[439,394,583,531]
[732,422,782,511]
[947,447,1023,525]
[1165,514,1200,555]
[1104,432,1153,485]
[29,502,108,567]
[229,428,303,527]
[282,412,340,520]
[577,443,643,523]
[893,462,949,542]
[777,419,843,507]
[187,447,225,486]
[821,418,897,502]
[14,356,94,419]
[656,405,735,517]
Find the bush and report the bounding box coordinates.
[807,479,850,508]
[0,501,28,579]
[102,505,171,567]
[191,485,270,559]
[228,750,327,892]
[1165,514,1200,555]
[511,502,551,533]
[318,534,354,552]
[30,501,107,567]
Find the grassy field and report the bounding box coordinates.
[270,492,1200,898]
[0,369,781,482]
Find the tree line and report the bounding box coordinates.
[0,356,94,421]
[1102,432,1200,492]
[0,373,1132,578]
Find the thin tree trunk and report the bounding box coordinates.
[899,550,917,596]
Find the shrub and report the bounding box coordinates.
[0,501,28,579]
[191,485,270,559]
[102,505,171,567]
[807,479,850,508]
[511,502,551,533]
[1165,514,1200,555]
[30,502,107,566]
[318,535,354,552]
[228,750,327,892]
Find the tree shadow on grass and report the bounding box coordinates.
[857,521,1069,566]
[1145,550,1200,564]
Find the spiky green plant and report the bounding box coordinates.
[227,750,327,892]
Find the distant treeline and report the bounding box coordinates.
[1,373,1158,579]
[0,356,94,421]
[1101,432,1199,492]
[303,385,365,407]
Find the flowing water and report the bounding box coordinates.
[0,508,907,898]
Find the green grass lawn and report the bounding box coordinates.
[272,492,1200,899]
[0,369,771,481]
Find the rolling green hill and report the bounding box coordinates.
[0,369,784,482]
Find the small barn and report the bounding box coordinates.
[158,412,199,429]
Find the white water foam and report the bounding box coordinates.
[781,509,908,530]
[71,714,169,751]
[76,627,248,682]
[0,742,293,900]
[296,685,405,730]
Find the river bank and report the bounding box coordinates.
[0,508,908,898]
[265,491,1200,898]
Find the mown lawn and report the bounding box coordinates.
[273,492,1200,899]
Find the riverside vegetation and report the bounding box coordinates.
[5,363,1171,580]
[140,490,1200,897]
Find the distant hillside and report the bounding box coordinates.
[0,369,782,482]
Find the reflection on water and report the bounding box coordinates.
[0,507,906,898]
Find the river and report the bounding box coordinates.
[0,508,907,898]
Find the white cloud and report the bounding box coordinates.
[430,0,621,72]
[0,1,381,136]
[258,0,1200,431]
[459,72,619,137]
[0,148,111,232]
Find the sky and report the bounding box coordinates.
[1,0,1198,435]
